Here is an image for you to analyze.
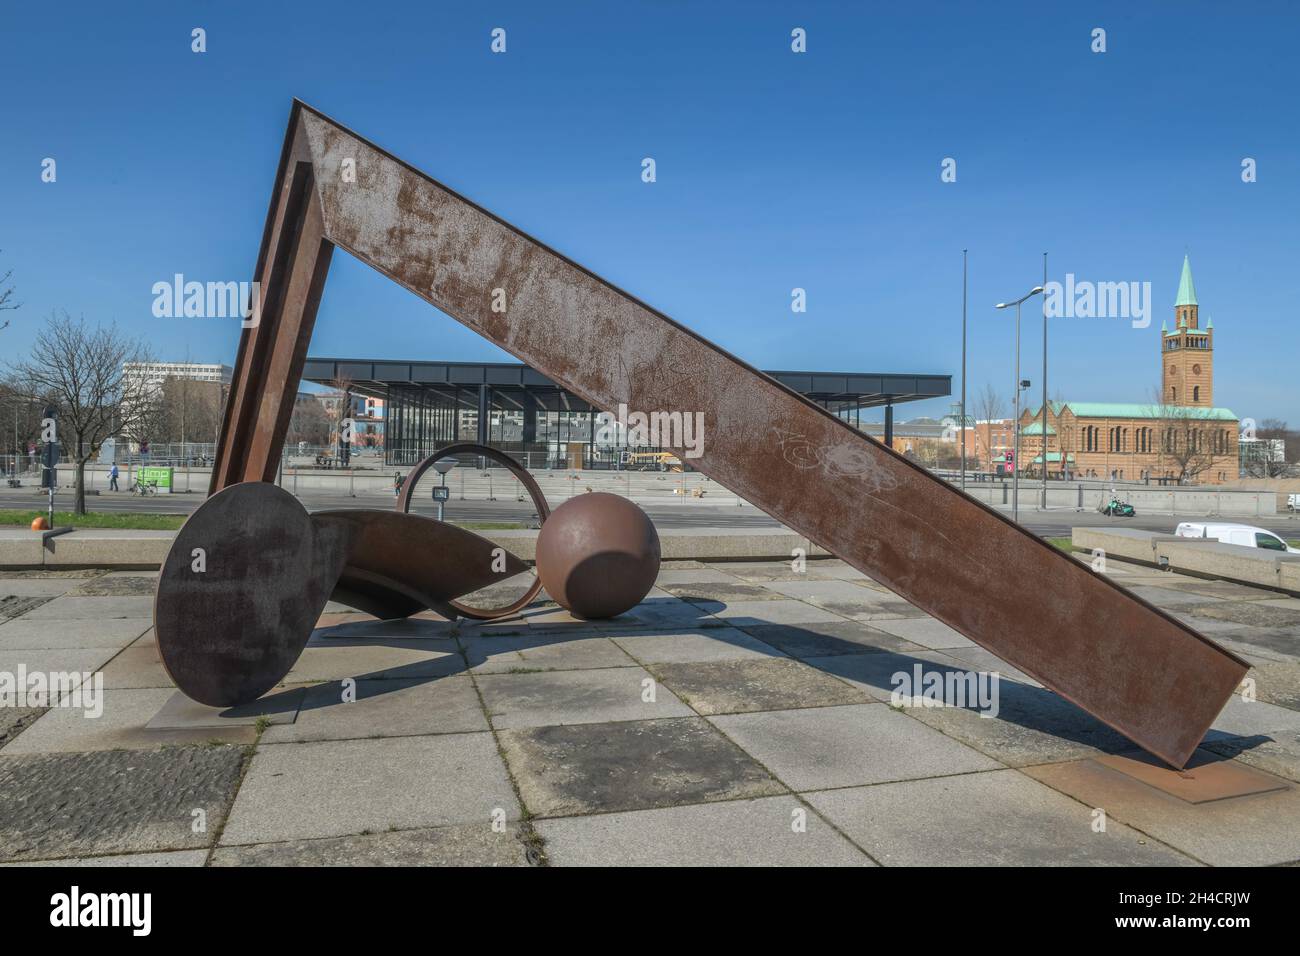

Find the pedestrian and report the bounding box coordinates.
[109,463,119,491]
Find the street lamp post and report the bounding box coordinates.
[996,286,1044,524]
[960,249,968,493]
[433,457,456,522]
[1041,252,1049,509]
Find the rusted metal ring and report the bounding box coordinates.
[396,443,549,619]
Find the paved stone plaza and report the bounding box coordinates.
[2,557,1298,866]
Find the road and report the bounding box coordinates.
[0,487,781,530]
[3,486,1296,538]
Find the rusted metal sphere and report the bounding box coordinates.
[535,493,660,619]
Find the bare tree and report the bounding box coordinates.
[8,312,156,513]
[326,372,355,463]
[1244,418,1292,478]
[1145,389,1221,484]
[160,376,225,450]
[0,250,20,332]
[972,384,1005,469]
[0,377,43,474]
[975,383,1004,423]
[286,394,331,448]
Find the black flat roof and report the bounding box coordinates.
[302,358,949,411]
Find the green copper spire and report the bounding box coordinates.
[1175,254,1198,307]
[1161,319,1168,334]
[1206,314,1213,329]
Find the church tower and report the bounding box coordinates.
[1161,255,1213,407]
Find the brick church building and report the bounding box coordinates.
[1017,256,1239,484]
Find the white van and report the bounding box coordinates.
[1175,522,1300,554]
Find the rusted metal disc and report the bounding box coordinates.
[396,443,549,619]
[535,492,660,619]
[154,482,344,707]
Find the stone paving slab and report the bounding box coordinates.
[1193,601,1300,629]
[100,640,171,689]
[1215,627,1300,659]
[1,687,258,754]
[0,616,151,650]
[1241,658,1300,710]
[285,639,467,683]
[0,595,52,620]
[934,645,1042,686]
[0,707,45,750]
[762,579,887,606]
[897,677,1137,767]
[604,597,723,629]
[867,617,975,649]
[220,733,519,846]
[709,599,846,626]
[1163,580,1284,600]
[211,824,532,866]
[499,717,785,816]
[737,621,926,658]
[807,769,1199,866]
[477,666,692,728]
[1123,585,1224,607]
[649,657,867,715]
[67,573,157,597]
[310,617,458,640]
[19,595,154,620]
[799,649,965,703]
[536,795,872,866]
[460,634,636,673]
[0,578,82,598]
[1259,597,1300,611]
[0,746,246,862]
[609,627,785,664]
[663,581,788,604]
[711,703,1000,790]
[146,689,305,730]
[1026,759,1300,866]
[2,850,209,867]
[262,677,488,743]
[654,568,743,585]
[0,647,119,685]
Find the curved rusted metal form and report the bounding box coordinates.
[395,443,549,619]
[154,482,530,707]
[201,100,1246,766]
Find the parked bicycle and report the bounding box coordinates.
[131,478,159,497]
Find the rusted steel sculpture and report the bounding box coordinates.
[191,100,1244,766]
[155,480,533,706]
[537,493,661,619]
[395,443,549,619]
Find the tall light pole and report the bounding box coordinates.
[960,249,968,492]
[996,285,1044,524]
[1041,252,1049,509]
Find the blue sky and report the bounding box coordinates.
[3,1,1297,422]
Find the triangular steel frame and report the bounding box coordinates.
[210,100,1247,767]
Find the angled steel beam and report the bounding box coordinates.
[213,100,1247,767]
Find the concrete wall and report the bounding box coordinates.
[960,482,1275,516]
[1070,526,1300,594]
